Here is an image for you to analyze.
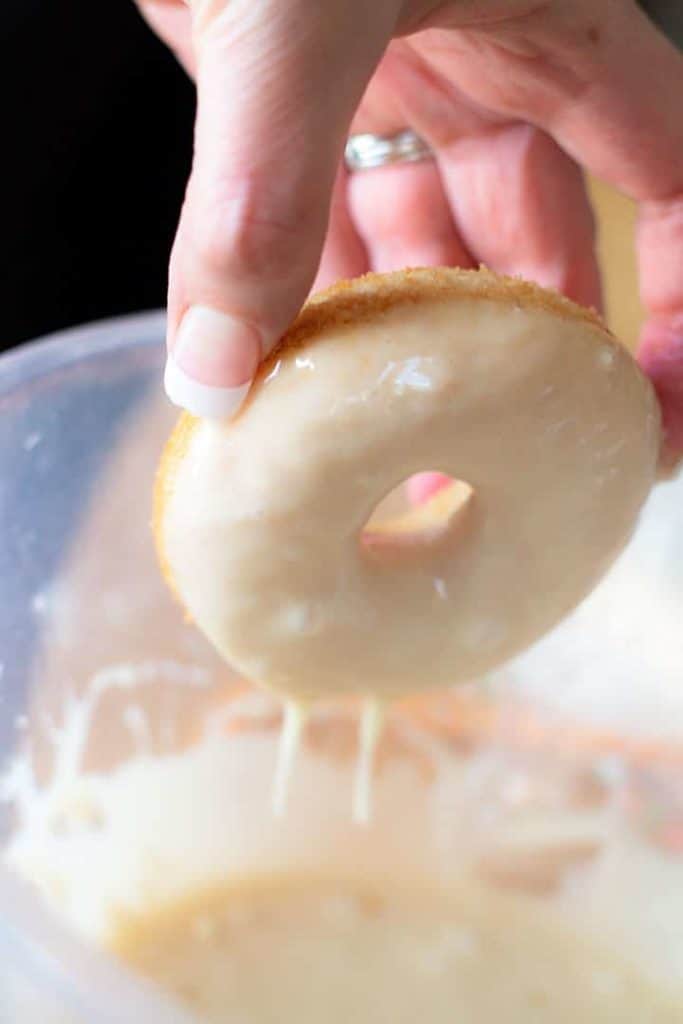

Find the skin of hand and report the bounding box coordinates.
[136,0,683,465]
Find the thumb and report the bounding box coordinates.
[165,0,398,418]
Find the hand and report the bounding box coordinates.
[136,0,683,463]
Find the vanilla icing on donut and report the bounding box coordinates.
[155,269,660,701]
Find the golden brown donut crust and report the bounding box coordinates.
[261,266,606,368]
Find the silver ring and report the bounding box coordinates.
[345,130,433,172]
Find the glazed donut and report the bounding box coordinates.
[155,268,660,700]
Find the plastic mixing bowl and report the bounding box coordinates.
[0,313,682,1022]
[0,314,198,1022]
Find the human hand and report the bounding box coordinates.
[136,0,682,462]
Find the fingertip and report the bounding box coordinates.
[406,472,453,506]
[638,317,683,460]
[173,306,261,384]
[164,305,261,419]
[164,357,251,420]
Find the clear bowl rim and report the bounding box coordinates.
[0,309,199,1022]
[0,310,167,395]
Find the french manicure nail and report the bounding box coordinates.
[164,358,251,419]
[164,305,261,419]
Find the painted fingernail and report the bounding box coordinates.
[164,306,261,419]
[406,472,453,506]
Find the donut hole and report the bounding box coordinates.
[362,473,473,555]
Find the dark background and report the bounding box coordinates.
[3,0,194,353]
[2,1,680,355]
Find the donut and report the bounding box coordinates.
[154,268,660,701]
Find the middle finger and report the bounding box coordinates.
[348,157,475,273]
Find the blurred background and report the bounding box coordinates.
[2,1,679,354]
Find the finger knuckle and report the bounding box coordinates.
[190,178,308,283]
